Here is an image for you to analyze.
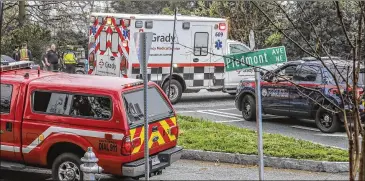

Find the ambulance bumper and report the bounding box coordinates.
[122,146,183,178]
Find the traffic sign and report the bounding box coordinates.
[224,46,287,72]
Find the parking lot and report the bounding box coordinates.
[174,90,349,149]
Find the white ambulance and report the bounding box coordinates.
[87,13,274,103]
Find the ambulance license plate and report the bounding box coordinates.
[151,156,160,166]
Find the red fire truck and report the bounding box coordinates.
[0,61,182,180]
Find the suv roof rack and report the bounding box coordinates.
[0,61,37,72]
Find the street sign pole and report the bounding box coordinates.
[249,30,264,181]
[134,32,153,181]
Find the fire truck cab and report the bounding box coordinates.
[0,61,182,180]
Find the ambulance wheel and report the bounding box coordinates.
[52,153,83,181]
[163,79,182,104]
[241,95,256,121]
[315,106,340,133]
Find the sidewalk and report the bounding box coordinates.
[0,159,349,180]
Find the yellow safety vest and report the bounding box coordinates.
[63,52,77,64]
[19,48,29,61]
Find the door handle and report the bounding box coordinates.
[193,58,199,63]
[6,122,12,132]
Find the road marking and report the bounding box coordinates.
[207,110,243,117]
[216,120,244,123]
[291,125,321,132]
[196,110,243,119]
[216,108,237,111]
[176,110,197,113]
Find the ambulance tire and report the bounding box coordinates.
[241,95,256,121]
[52,153,83,181]
[163,79,182,104]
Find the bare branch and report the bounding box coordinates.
[335,1,355,49]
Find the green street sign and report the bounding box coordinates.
[224,46,288,71]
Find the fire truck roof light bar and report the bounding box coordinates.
[0,61,34,72]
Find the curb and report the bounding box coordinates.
[181,149,349,173]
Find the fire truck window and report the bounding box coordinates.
[70,95,112,120]
[194,32,209,56]
[111,32,119,53]
[33,91,71,115]
[1,84,13,114]
[122,86,173,127]
[100,31,107,51]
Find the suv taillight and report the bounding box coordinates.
[121,136,141,155]
[121,136,132,155]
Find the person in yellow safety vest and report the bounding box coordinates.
[19,43,32,61]
[62,47,77,74]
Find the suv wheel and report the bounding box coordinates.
[52,153,83,181]
[163,79,182,104]
[241,95,256,121]
[315,107,340,133]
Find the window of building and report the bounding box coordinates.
[1,84,13,114]
[194,32,209,56]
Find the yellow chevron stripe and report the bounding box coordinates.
[159,120,176,141]
[170,117,177,125]
[129,128,136,140]
[132,126,144,154]
[148,130,165,149]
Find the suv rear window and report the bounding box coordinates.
[122,86,173,127]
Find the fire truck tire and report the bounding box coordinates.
[315,106,340,133]
[163,79,182,104]
[241,95,256,121]
[52,153,83,181]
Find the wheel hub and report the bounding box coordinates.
[166,85,178,100]
[58,161,80,181]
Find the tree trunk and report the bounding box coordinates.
[18,1,25,27]
[360,135,365,180]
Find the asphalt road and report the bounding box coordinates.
[174,90,350,149]
[0,160,348,180]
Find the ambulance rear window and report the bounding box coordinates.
[111,32,119,53]
[122,86,173,127]
[194,32,209,56]
[100,31,107,51]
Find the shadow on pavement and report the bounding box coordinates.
[179,93,235,103]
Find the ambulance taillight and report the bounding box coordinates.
[219,23,226,30]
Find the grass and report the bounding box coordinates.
[177,115,349,162]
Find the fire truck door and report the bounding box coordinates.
[0,83,17,160]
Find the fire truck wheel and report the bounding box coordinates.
[241,95,256,121]
[163,79,182,104]
[52,153,83,181]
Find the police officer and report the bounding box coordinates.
[62,46,77,74]
[19,42,32,61]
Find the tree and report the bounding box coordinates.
[251,1,365,180]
